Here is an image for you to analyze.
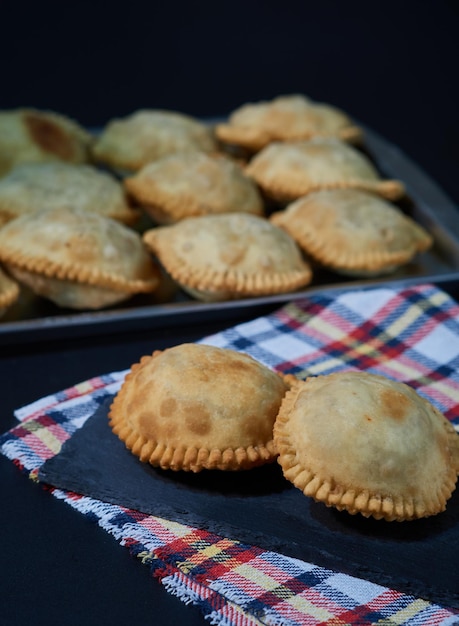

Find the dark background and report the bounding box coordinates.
[1,0,459,206]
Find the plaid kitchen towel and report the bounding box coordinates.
[2,282,459,626]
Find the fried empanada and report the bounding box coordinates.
[245,138,405,203]
[142,213,312,301]
[216,94,363,152]
[0,206,160,310]
[124,151,264,224]
[109,343,290,471]
[0,108,92,178]
[271,189,432,275]
[274,371,459,521]
[0,162,139,227]
[92,109,217,173]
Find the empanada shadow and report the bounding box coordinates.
[151,460,288,497]
[309,487,459,541]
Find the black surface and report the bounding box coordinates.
[0,454,205,626]
[38,397,459,610]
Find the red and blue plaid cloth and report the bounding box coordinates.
[2,283,459,625]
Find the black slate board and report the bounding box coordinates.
[39,397,459,609]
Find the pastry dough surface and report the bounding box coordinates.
[109,343,290,471]
[92,109,217,172]
[143,213,312,300]
[0,162,138,226]
[0,206,160,309]
[245,138,405,202]
[124,151,263,223]
[271,189,432,275]
[274,371,459,521]
[216,94,363,151]
[0,108,92,177]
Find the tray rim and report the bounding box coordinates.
[3,273,459,347]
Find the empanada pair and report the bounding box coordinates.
[0,106,218,179]
[91,94,361,175]
[141,187,431,299]
[109,343,459,522]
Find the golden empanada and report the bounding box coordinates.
[245,138,405,203]
[124,151,264,224]
[215,94,363,152]
[0,266,19,317]
[270,189,432,275]
[0,108,92,178]
[142,213,313,301]
[0,206,160,310]
[109,343,290,471]
[92,109,217,173]
[274,371,459,521]
[0,162,139,227]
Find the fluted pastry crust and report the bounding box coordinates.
[0,266,19,315]
[109,343,291,472]
[143,213,312,301]
[92,109,217,173]
[0,162,139,227]
[215,94,363,152]
[0,108,92,178]
[271,189,432,275]
[124,151,263,224]
[245,138,405,203]
[0,206,160,309]
[274,372,459,521]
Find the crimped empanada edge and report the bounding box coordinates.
[143,228,312,296]
[0,246,159,294]
[108,352,281,473]
[273,377,459,522]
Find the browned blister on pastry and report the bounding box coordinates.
[91,109,218,173]
[124,151,264,224]
[0,108,92,178]
[245,138,405,203]
[270,189,432,276]
[0,206,160,310]
[0,266,19,316]
[109,343,291,472]
[142,213,313,301]
[0,162,139,227]
[216,94,363,152]
[274,371,459,521]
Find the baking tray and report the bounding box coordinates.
[1,125,459,347]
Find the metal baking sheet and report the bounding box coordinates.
[1,125,459,346]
